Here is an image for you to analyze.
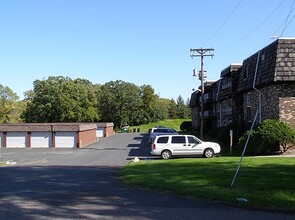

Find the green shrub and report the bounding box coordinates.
[238,119,295,155]
[180,121,192,132]
[206,126,229,145]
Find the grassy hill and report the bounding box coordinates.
[128,119,190,133]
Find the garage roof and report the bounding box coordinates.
[0,123,97,132]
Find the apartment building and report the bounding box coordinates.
[190,38,295,131]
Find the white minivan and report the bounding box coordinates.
[150,135,221,159]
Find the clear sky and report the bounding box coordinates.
[0,0,294,100]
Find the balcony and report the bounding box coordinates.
[199,110,216,118]
[200,93,215,103]
[222,108,232,116]
[221,82,232,90]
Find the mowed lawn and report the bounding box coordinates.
[120,156,295,213]
[128,119,189,133]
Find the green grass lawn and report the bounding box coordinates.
[120,156,295,213]
[128,119,190,133]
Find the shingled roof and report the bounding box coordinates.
[237,38,295,92]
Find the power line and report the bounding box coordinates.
[271,0,295,40]
[201,0,243,47]
[280,0,295,36]
[218,0,287,51]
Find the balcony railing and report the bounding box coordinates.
[222,108,232,115]
[199,93,214,103]
[221,82,232,89]
[199,110,216,118]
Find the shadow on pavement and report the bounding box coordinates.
[127,133,158,160]
[0,165,216,220]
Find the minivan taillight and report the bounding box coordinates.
[152,143,156,149]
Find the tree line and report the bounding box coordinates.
[0,76,190,128]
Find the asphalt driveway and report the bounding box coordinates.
[0,133,293,220]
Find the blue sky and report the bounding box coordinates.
[0,0,294,100]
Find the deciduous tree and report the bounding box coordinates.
[22,76,99,122]
[98,80,144,128]
[0,84,19,123]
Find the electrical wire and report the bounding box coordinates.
[269,0,295,42]
[218,0,287,51]
[280,0,295,36]
[201,0,243,47]
[284,12,295,31]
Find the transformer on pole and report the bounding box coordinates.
[190,48,214,139]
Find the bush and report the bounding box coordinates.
[206,126,229,145]
[180,121,192,132]
[238,119,295,155]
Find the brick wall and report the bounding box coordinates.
[105,126,115,137]
[78,129,97,147]
[243,85,279,123]
[191,106,199,129]
[280,97,295,127]
[232,93,244,126]
[243,83,295,128]
[279,83,295,127]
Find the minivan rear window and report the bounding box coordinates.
[171,136,186,144]
[157,136,169,143]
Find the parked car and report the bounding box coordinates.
[148,126,168,135]
[149,128,179,143]
[150,135,221,159]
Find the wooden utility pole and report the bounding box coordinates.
[190,48,214,139]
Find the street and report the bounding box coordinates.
[0,133,293,220]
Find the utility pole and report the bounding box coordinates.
[190,48,214,139]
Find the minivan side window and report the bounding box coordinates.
[157,136,169,143]
[171,136,186,144]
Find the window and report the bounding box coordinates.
[157,136,169,144]
[188,136,201,144]
[261,53,265,61]
[171,136,186,144]
[247,106,252,123]
[153,129,165,133]
[154,128,174,133]
[246,92,251,107]
[244,64,249,79]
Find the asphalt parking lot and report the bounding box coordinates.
[0,133,293,220]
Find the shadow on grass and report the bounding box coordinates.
[121,157,295,213]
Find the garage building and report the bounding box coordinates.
[0,123,98,148]
[96,122,115,138]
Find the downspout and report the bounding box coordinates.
[232,51,262,187]
[253,50,262,124]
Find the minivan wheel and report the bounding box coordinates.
[203,148,214,158]
[161,150,172,159]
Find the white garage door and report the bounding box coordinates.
[55,132,77,148]
[7,132,27,148]
[31,132,52,148]
[96,128,105,138]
